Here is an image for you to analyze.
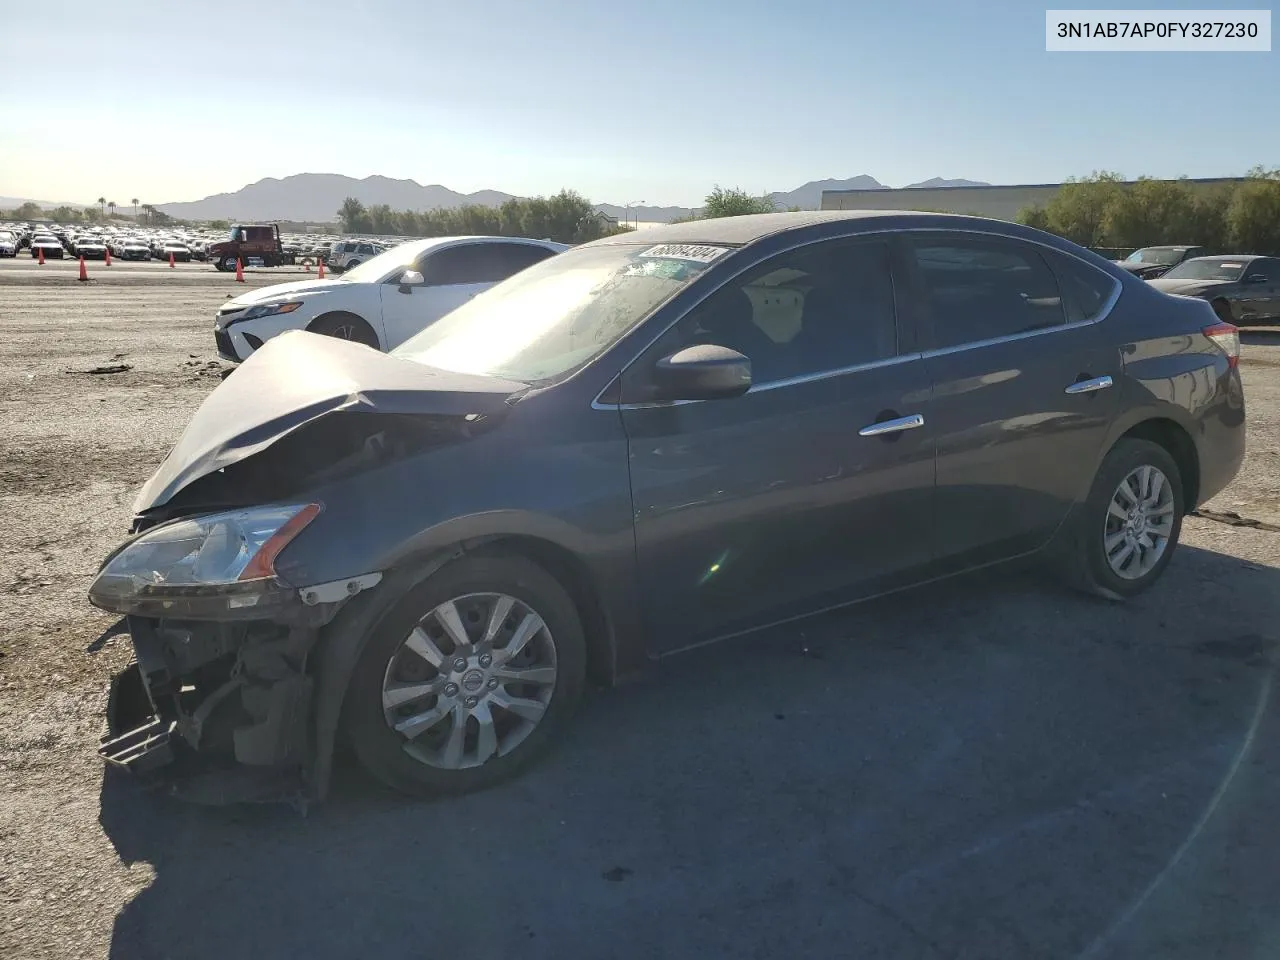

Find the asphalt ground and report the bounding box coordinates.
[2,256,1279,959]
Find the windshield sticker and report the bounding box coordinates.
[638,244,730,264]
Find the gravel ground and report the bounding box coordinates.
[2,257,1279,959]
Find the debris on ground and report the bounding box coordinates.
[70,364,133,375]
[1191,508,1280,533]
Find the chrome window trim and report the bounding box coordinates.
[591,225,1124,411]
[919,315,1104,359]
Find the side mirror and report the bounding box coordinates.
[653,344,752,401]
[1245,273,1269,284]
[398,269,425,292]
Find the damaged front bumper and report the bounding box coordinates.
[97,573,380,806]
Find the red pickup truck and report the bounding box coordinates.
[208,223,297,271]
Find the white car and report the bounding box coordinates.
[213,235,569,362]
[0,231,17,257]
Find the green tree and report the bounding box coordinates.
[337,197,369,233]
[366,203,397,234]
[50,206,82,223]
[1227,176,1280,254]
[107,200,117,218]
[97,196,106,217]
[14,201,43,220]
[1015,205,1051,230]
[207,219,230,231]
[700,186,777,219]
[131,198,139,219]
[1042,171,1125,246]
[1187,186,1234,252]
[1102,177,1199,248]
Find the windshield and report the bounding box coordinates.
[392,242,732,383]
[340,241,428,283]
[1161,259,1245,281]
[1124,247,1182,265]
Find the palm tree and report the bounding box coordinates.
[97,196,106,217]
[131,198,139,219]
[108,201,117,218]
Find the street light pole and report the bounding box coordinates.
[625,201,644,229]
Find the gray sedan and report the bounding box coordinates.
[1148,254,1280,326]
[88,211,1246,805]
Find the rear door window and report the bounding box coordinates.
[1250,258,1280,282]
[486,243,559,280]
[910,236,1066,349]
[1044,250,1120,323]
[420,243,525,286]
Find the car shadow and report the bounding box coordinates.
[101,545,1280,960]
[1241,329,1280,346]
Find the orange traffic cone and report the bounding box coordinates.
[37,246,45,265]
[105,247,112,267]
[169,251,176,268]
[235,258,245,282]
[317,257,325,279]
[78,256,89,282]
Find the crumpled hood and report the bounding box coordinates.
[222,278,349,308]
[1146,278,1232,297]
[134,331,526,512]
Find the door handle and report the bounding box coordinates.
[1064,375,1114,395]
[858,413,925,437]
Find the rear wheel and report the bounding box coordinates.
[345,553,587,797]
[309,311,379,349]
[1058,438,1184,600]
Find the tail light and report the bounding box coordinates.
[1202,322,1240,369]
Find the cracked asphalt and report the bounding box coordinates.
[2,258,1279,959]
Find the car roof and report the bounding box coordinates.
[1183,254,1266,263]
[580,210,1009,249]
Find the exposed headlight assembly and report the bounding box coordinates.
[89,503,321,618]
[235,301,304,323]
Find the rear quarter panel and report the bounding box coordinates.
[1104,282,1246,506]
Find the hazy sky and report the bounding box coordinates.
[2,0,1277,207]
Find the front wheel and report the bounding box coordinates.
[308,311,379,349]
[1058,438,1184,600]
[345,553,587,797]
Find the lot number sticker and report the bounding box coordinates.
[638,244,730,264]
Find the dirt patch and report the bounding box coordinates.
[1,439,161,495]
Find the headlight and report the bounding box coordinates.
[88,503,321,617]
[237,301,304,323]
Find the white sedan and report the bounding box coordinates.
[213,235,569,362]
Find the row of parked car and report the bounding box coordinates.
[1117,245,1280,326]
[0,220,402,268]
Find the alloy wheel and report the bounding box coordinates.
[381,592,558,770]
[1103,464,1176,580]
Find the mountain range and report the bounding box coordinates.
[2,174,991,224]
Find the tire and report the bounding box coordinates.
[308,311,380,349]
[345,552,587,797]
[344,260,360,271]
[1058,438,1185,600]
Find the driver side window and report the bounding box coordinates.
[621,238,897,403]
